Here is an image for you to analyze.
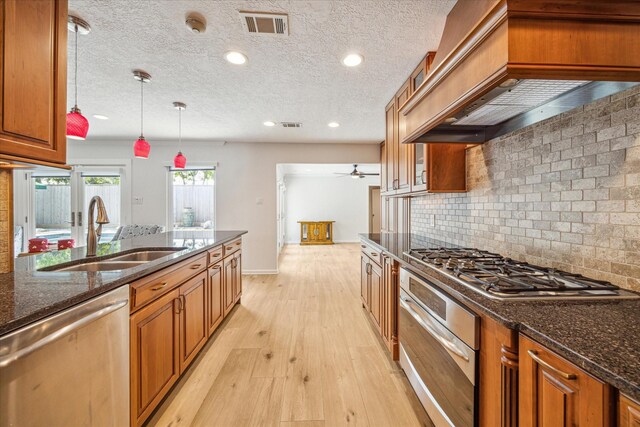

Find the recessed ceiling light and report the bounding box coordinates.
[225,51,247,65]
[263,121,276,127]
[93,114,109,120]
[328,122,340,128]
[342,53,363,67]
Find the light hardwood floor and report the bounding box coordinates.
[147,244,432,427]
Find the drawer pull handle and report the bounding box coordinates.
[211,253,221,257]
[236,242,241,246]
[226,247,233,251]
[190,264,202,270]
[361,245,366,249]
[371,252,377,257]
[527,350,577,380]
[151,282,168,291]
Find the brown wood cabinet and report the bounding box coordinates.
[178,271,208,372]
[360,241,398,360]
[519,334,613,427]
[299,221,334,245]
[130,288,180,427]
[130,239,243,426]
[409,51,436,95]
[619,394,640,427]
[412,143,467,193]
[207,262,224,336]
[0,0,68,167]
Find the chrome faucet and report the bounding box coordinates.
[86,196,110,257]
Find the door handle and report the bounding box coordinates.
[400,297,470,361]
[78,212,83,227]
[0,299,127,368]
[527,350,577,380]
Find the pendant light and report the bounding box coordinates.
[173,102,187,169]
[66,16,91,140]
[132,70,151,158]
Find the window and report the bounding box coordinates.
[169,168,215,231]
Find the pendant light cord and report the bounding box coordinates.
[178,107,182,151]
[140,79,144,137]
[74,25,78,108]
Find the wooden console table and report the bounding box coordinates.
[298,221,335,245]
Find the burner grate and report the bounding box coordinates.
[407,248,620,296]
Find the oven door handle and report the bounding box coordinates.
[400,297,470,362]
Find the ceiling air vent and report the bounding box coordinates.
[281,122,302,128]
[240,11,289,35]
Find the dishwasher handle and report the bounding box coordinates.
[0,299,128,368]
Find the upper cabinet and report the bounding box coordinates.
[382,51,467,196]
[0,0,68,166]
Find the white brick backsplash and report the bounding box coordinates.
[411,85,640,290]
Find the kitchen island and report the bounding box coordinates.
[1,230,246,335]
[360,232,640,426]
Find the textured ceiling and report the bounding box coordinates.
[281,163,379,176]
[68,0,455,144]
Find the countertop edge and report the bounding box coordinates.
[1,231,247,337]
[359,233,640,403]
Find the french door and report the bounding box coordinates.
[23,166,128,247]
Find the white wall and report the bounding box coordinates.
[284,175,377,243]
[67,140,379,273]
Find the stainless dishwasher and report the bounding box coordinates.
[399,268,479,427]
[0,285,130,427]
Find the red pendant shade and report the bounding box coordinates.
[173,151,186,169]
[66,109,89,140]
[133,137,150,159]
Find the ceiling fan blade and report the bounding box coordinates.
[359,173,380,176]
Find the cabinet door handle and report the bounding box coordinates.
[527,350,577,380]
[421,170,427,184]
[181,295,186,312]
[151,282,168,291]
[190,264,202,270]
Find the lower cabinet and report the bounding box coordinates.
[130,241,243,426]
[130,288,180,427]
[207,262,224,336]
[360,242,398,359]
[519,334,613,427]
[619,394,640,427]
[179,271,208,371]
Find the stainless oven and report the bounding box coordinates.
[399,268,479,427]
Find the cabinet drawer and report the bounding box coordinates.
[207,245,223,265]
[223,238,242,257]
[131,252,207,311]
[360,242,382,266]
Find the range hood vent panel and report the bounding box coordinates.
[454,79,589,126]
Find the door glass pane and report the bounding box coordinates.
[414,143,425,185]
[33,175,72,244]
[83,174,121,243]
[171,169,215,230]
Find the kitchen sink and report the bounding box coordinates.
[107,250,183,262]
[52,261,148,272]
[42,248,187,272]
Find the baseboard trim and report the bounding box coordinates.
[243,269,279,275]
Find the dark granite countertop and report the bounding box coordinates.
[1,230,247,336]
[360,232,640,402]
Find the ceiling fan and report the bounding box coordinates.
[334,164,380,179]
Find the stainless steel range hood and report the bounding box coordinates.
[398,0,640,144]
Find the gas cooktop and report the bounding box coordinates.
[405,248,639,301]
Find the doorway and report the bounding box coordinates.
[14,163,130,249]
[369,186,381,233]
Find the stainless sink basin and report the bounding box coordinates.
[108,250,183,262]
[52,261,147,272]
[42,248,187,272]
